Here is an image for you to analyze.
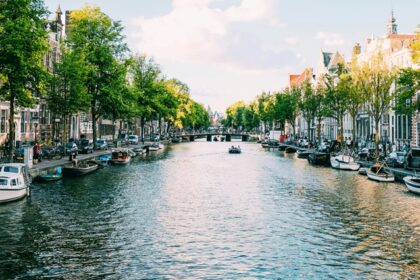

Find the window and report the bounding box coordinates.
[21,112,26,133]
[3,166,19,173]
[0,179,8,186]
[11,179,16,186]
[30,112,35,132]
[1,110,7,133]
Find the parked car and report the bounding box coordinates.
[128,135,139,145]
[78,139,93,154]
[95,139,108,150]
[65,142,78,155]
[386,151,406,167]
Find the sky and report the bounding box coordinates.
[44,0,420,113]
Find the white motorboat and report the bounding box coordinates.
[110,149,131,165]
[330,154,360,171]
[403,176,420,194]
[148,144,159,151]
[366,164,395,182]
[0,163,31,204]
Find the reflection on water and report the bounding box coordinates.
[0,141,419,279]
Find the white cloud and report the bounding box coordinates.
[316,31,345,47]
[285,36,298,45]
[129,0,295,71]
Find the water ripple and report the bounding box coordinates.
[0,142,419,279]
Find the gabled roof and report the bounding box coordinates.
[322,52,333,68]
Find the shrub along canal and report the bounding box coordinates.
[0,141,419,279]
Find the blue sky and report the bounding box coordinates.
[44,0,420,112]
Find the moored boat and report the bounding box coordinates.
[296,149,311,159]
[38,167,63,181]
[366,164,394,182]
[0,163,31,204]
[62,161,99,176]
[308,152,330,166]
[148,144,159,151]
[110,149,131,165]
[229,146,241,154]
[262,140,280,148]
[403,176,420,194]
[330,154,360,171]
[285,146,297,153]
[358,167,368,176]
[133,147,146,156]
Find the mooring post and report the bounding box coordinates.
[207,134,212,141]
[226,134,231,142]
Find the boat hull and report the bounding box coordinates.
[62,165,99,176]
[330,156,360,171]
[38,174,63,182]
[0,188,28,204]
[296,150,310,159]
[366,170,395,182]
[308,152,330,166]
[110,158,131,165]
[403,176,420,194]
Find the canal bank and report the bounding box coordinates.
[28,140,170,178]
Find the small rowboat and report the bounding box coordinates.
[403,176,420,195]
[366,164,394,182]
[38,167,63,182]
[296,149,311,159]
[330,155,360,171]
[285,146,297,153]
[358,167,368,176]
[229,146,241,154]
[62,161,99,176]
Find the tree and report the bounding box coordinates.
[353,53,397,158]
[299,81,320,142]
[66,5,128,148]
[100,59,135,141]
[394,68,420,116]
[278,87,300,138]
[48,48,90,143]
[130,55,161,142]
[343,69,365,148]
[0,0,49,160]
[412,25,420,64]
[322,63,350,143]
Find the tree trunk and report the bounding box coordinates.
[68,114,72,140]
[8,94,15,162]
[62,114,67,154]
[140,116,145,143]
[375,119,380,161]
[92,103,97,149]
[352,114,356,149]
[317,117,322,144]
[112,119,116,142]
[307,120,311,141]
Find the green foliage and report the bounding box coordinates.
[48,48,90,117]
[321,63,351,140]
[0,0,49,159]
[66,5,129,145]
[394,68,420,115]
[353,53,397,157]
[412,27,420,64]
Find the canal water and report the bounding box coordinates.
[0,142,419,279]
